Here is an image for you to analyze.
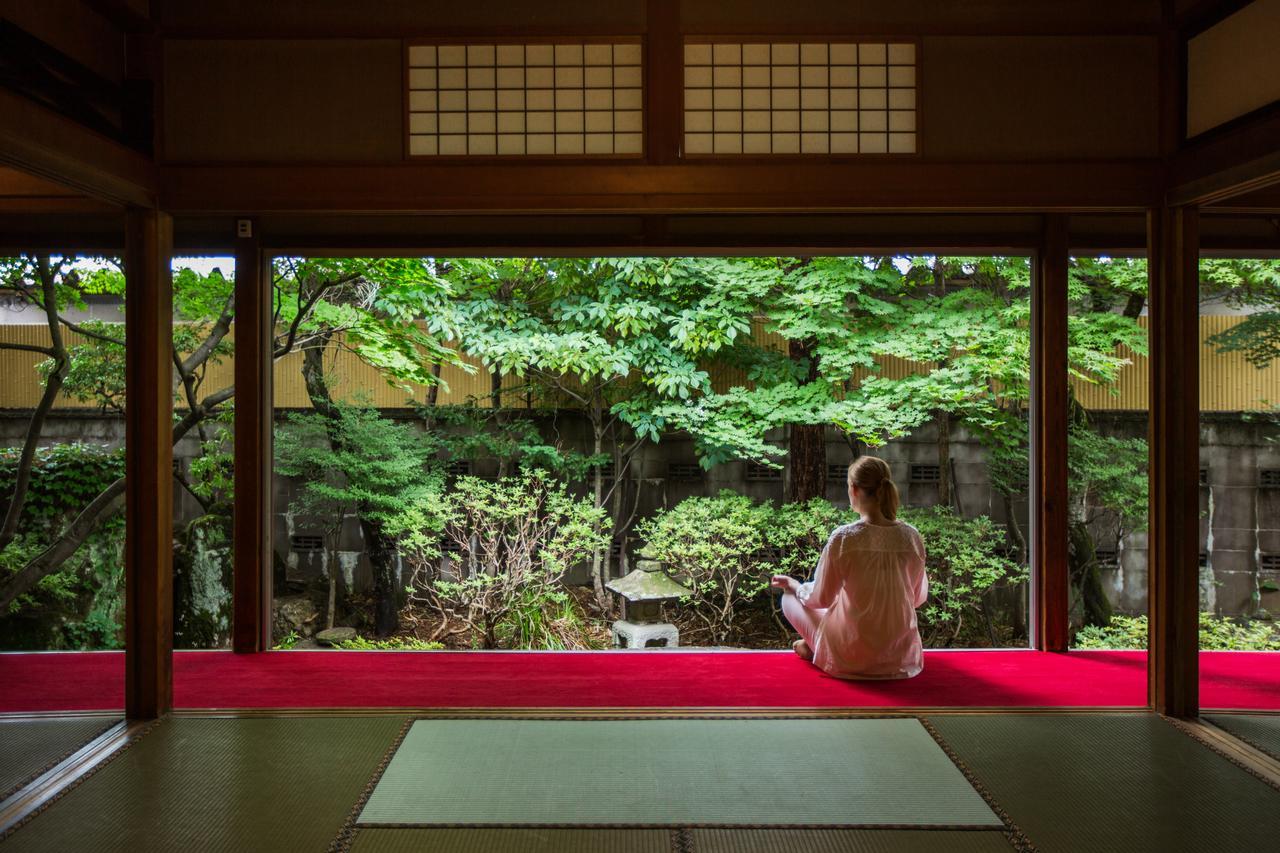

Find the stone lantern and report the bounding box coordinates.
[605,553,688,649]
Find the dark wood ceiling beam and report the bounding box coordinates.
[158,161,1164,215]
[1176,0,1256,36]
[1168,107,1280,207]
[0,88,155,207]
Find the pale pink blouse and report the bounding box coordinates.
[796,520,928,679]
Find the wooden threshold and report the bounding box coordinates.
[1166,716,1280,792]
[0,719,149,839]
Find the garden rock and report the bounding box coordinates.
[315,626,358,646]
[273,594,320,639]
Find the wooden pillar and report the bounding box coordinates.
[124,207,173,719]
[645,0,681,163]
[1032,214,1070,651]
[233,222,273,653]
[1148,205,1200,716]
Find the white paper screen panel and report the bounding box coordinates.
[406,41,643,157]
[683,41,917,156]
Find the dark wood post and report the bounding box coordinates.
[124,207,173,719]
[645,0,681,164]
[1032,214,1070,651]
[233,222,274,653]
[1147,205,1200,716]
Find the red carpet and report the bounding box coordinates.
[0,650,1275,713]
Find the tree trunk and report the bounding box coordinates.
[590,410,608,609]
[1068,520,1113,628]
[788,424,826,503]
[362,516,401,636]
[425,363,443,408]
[325,530,339,631]
[786,338,825,503]
[937,410,952,509]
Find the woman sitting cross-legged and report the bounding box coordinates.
[770,456,929,680]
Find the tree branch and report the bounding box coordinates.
[0,476,126,613]
[0,257,71,550]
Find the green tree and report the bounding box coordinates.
[275,403,443,635]
[271,257,460,635]
[435,257,745,606]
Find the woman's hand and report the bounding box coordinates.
[770,575,800,595]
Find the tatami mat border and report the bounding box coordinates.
[918,718,1037,853]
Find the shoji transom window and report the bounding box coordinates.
[683,40,917,156]
[406,40,644,157]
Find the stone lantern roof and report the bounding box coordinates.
[606,567,689,602]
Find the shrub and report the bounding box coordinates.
[898,506,1027,647]
[401,471,610,649]
[636,493,776,645]
[1073,613,1280,651]
[636,493,851,645]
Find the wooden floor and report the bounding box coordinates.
[1,711,1279,852]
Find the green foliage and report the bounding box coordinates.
[0,445,126,645]
[493,586,609,650]
[1073,613,1280,651]
[1067,420,1149,531]
[400,471,610,649]
[274,404,443,531]
[0,443,125,648]
[899,506,1027,647]
[0,443,124,526]
[273,257,463,391]
[418,404,592,478]
[1201,259,1280,370]
[334,635,445,650]
[636,492,854,645]
[273,629,302,650]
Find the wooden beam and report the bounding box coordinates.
[1169,108,1280,207]
[1032,213,1070,652]
[233,221,273,653]
[0,87,154,207]
[1147,205,1201,717]
[124,207,173,720]
[158,161,1165,215]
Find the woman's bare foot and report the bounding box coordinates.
[792,639,813,661]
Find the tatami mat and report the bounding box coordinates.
[689,828,1014,852]
[358,718,1000,827]
[349,827,673,852]
[1,716,405,852]
[927,714,1280,852]
[1206,713,1280,761]
[0,716,117,801]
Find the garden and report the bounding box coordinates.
[1,254,1278,653]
